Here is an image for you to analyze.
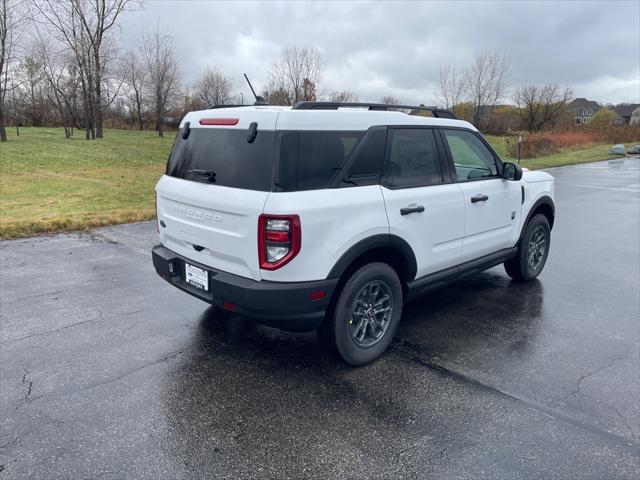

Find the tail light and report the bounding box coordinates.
[258,214,301,270]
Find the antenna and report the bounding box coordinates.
[243,73,268,105]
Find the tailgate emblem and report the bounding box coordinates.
[173,205,221,222]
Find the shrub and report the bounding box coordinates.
[506,131,595,158]
[505,126,640,158]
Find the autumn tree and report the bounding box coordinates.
[589,107,616,127]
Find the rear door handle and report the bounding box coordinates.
[471,194,489,203]
[400,205,425,215]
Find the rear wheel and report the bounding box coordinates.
[317,262,403,365]
[504,214,551,282]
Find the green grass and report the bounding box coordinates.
[484,135,639,169]
[0,127,173,239]
[0,127,637,239]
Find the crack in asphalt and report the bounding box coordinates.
[1,287,75,307]
[2,309,104,346]
[12,349,186,412]
[562,354,630,401]
[78,348,185,394]
[22,369,33,398]
[390,344,640,457]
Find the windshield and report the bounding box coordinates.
[166,128,275,191]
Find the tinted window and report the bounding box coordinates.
[443,129,498,180]
[279,131,363,191]
[384,128,443,188]
[166,128,274,191]
[342,128,387,187]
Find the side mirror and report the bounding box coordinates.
[502,162,523,181]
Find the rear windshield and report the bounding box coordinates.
[166,128,275,191]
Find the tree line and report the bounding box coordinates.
[0,0,609,143]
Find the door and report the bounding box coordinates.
[380,127,466,279]
[441,128,522,262]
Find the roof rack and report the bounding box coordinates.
[208,104,252,109]
[291,101,458,119]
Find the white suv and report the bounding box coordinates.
[152,102,555,365]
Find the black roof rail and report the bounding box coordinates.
[207,104,252,109]
[291,101,458,119]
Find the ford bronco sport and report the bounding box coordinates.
[152,101,555,365]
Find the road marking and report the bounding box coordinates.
[572,184,640,193]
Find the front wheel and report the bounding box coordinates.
[317,262,403,365]
[504,214,551,282]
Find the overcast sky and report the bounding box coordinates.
[119,0,640,105]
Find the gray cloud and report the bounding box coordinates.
[119,0,640,105]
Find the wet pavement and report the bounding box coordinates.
[1,158,639,479]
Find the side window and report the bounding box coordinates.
[383,128,443,188]
[443,129,498,180]
[296,131,363,191]
[342,128,387,187]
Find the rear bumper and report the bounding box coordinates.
[152,244,337,331]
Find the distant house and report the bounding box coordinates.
[567,98,600,125]
[631,106,640,125]
[613,104,640,125]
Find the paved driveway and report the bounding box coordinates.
[1,158,639,479]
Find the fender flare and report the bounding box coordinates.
[327,234,417,281]
[519,195,555,243]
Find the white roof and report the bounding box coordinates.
[180,105,476,132]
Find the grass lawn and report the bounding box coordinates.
[1,127,173,239]
[0,127,638,239]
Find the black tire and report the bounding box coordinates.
[504,214,551,282]
[317,262,403,365]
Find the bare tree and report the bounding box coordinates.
[267,46,325,104]
[35,38,82,136]
[328,90,358,102]
[465,50,510,129]
[16,53,45,125]
[514,84,573,132]
[380,94,401,105]
[69,0,137,138]
[1,0,28,141]
[437,64,465,109]
[33,0,96,138]
[32,0,136,138]
[142,25,178,138]
[122,50,145,129]
[194,65,233,107]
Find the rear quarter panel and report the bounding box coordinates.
[261,186,389,282]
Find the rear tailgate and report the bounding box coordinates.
[156,177,268,281]
[157,109,279,281]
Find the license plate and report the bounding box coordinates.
[185,263,209,291]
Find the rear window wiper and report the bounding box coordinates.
[186,169,216,182]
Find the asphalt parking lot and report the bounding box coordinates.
[1,158,639,479]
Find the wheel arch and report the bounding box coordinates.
[327,234,417,285]
[520,195,555,242]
